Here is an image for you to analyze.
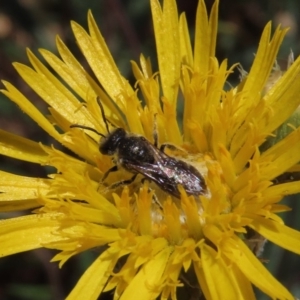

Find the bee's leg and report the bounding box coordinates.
[160,143,187,153]
[153,113,158,147]
[152,193,162,209]
[160,143,174,152]
[141,178,162,209]
[141,177,148,185]
[109,174,138,190]
[152,114,183,153]
[102,165,119,182]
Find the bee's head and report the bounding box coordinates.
[99,128,126,155]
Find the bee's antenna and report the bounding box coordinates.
[70,124,105,138]
[97,97,110,134]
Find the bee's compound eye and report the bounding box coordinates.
[99,128,126,155]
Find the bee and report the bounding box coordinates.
[70,99,207,199]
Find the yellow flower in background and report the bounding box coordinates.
[0,0,300,299]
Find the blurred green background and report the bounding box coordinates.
[0,0,299,299]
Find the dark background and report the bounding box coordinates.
[0,0,299,299]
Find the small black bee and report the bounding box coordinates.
[70,99,207,199]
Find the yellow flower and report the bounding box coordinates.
[1,0,300,299]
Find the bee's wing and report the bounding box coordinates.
[121,144,206,198]
[120,158,181,198]
[149,146,207,196]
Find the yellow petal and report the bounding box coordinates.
[179,13,193,67]
[44,36,110,103]
[194,0,218,74]
[40,43,97,102]
[74,12,144,135]
[13,55,93,127]
[193,260,211,300]
[264,181,300,198]
[0,200,40,211]
[0,171,50,211]
[72,13,134,107]
[261,127,300,179]
[249,216,300,255]
[231,264,256,300]
[262,56,300,134]
[0,128,48,163]
[1,81,61,141]
[66,250,117,300]
[201,244,243,300]
[150,0,180,104]
[242,24,288,106]
[224,235,294,300]
[0,213,62,256]
[121,247,172,300]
